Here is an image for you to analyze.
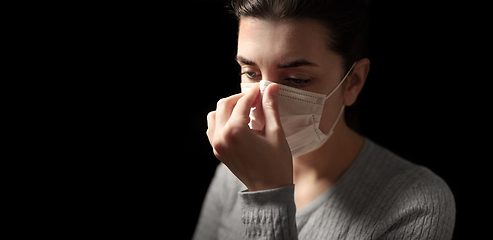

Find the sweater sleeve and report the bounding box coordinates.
[239,185,298,240]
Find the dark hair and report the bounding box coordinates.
[231,0,370,73]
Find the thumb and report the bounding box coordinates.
[262,83,283,134]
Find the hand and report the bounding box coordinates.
[206,83,293,191]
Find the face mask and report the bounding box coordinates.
[240,63,355,158]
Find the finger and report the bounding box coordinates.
[261,83,283,135]
[215,93,245,130]
[206,111,216,144]
[230,83,260,125]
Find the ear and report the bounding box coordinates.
[344,58,370,106]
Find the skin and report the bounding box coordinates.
[207,17,370,209]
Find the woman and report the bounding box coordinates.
[194,0,455,239]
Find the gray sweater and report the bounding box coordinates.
[193,139,455,239]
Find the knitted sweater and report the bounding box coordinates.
[193,139,455,239]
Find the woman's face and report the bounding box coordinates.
[237,17,349,134]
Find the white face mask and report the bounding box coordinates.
[240,63,355,158]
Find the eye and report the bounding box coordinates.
[240,71,260,80]
[286,78,305,84]
[284,78,311,88]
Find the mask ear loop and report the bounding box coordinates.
[327,105,346,138]
[324,62,357,100]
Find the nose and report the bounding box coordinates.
[260,77,283,84]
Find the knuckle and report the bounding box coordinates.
[216,97,232,109]
[263,99,277,110]
[267,124,285,138]
[207,111,216,119]
[212,138,226,158]
[217,98,226,106]
[213,149,221,160]
[237,94,253,107]
[224,124,244,141]
[206,112,215,124]
[206,129,214,141]
[217,94,242,110]
[270,125,283,135]
[211,124,245,153]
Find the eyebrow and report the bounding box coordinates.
[236,55,319,69]
[278,59,318,69]
[236,56,257,67]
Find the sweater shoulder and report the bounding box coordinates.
[376,166,456,239]
[373,143,455,208]
[360,141,456,239]
[390,164,456,220]
[366,141,456,216]
[361,140,452,196]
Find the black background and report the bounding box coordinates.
[93,0,485,239]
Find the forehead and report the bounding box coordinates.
[237,18,330,63]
